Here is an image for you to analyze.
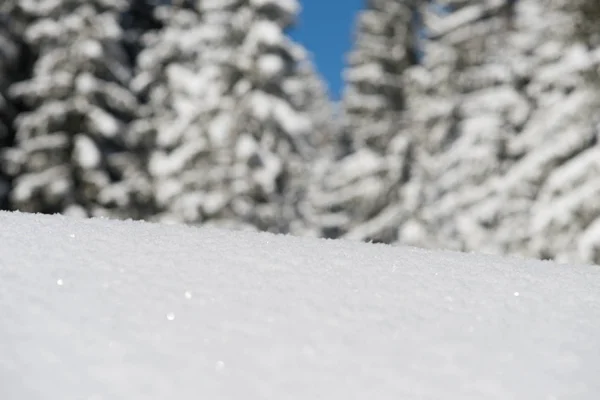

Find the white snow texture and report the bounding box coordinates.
[1,211,600,399]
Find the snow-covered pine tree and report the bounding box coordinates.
[514,0,600,263]
[0,11,22,210]
[2,0,152,218]
[404,0,600,264]
[305,0,418,243]
[132,0,329,233]
[447,0,600,262]
[399,0,525,252]
[121,0,163,59]
[288,57,339,237]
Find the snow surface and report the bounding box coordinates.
[1,211,600,399]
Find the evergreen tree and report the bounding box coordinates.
[451,0,600,261]
[400,0,524,251]
[305,0,418,243]
[0,14,21,209]
[515,0,600,263]
[2,0,151,218]
[132,0,328,233]
[404,0,600,263]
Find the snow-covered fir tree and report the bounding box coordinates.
[0,20,17,149]
[453,0,600,263]
[2,0,599,266]
[305,0,418,243]
[403,0,600,264]
[514,0,600,263]
[398,0,523,251]
[1,0,152,218]
[131,0,330,233]
[0,12,22,209]
[121,0,163,58]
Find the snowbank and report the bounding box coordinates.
[1,211,599,399]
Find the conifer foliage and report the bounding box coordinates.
[514,0,600,262]
[132,0,326,233]
[306,0,418,243]
[400,0,525,252]
[2,0,149,218]
[2,0,600,265]
[403,0,600,263]
[0,20,18,147]
[0,13,21,209]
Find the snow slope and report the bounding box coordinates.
[1,211,600,400]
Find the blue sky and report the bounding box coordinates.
[289,0,363,100]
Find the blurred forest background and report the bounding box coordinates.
[1,0,600,265]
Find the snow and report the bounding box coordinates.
[73,134,101,169]
[87,106,120,138]
[2,211,600,399]
[256,53,285,81]
[250,0,299,26]
[272,98,311,136]
[245,20,283,50]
